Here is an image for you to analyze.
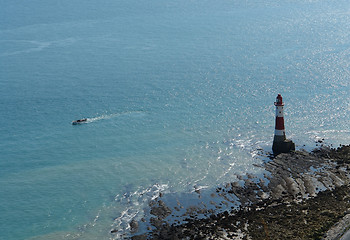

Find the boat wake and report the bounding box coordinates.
[82,111,144,124]
[86,114,117,123]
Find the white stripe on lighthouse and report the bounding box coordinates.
[275,106,284,117]
[274,129,285,136]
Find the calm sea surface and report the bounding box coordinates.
[1,0,349,239]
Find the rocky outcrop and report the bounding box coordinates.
[272,138,295,155]
[127,145,350,239]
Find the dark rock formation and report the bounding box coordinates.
[272,138,295,155]
[127,145,350,239]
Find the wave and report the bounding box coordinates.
[110,183,169,239]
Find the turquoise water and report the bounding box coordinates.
[1,0,349,239]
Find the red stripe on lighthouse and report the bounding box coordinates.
[275,117,285,130]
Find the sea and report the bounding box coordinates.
[1,0,349,239]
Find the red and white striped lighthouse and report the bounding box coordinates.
[272,94,295,154]
[273,94,286,142]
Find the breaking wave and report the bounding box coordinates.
[110,183,169,239]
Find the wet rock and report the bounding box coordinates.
[130,219,139,233]
[133,145,350,239]
[150,200,172,220]
[131,234,147,240]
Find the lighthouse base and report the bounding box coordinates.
[272,139,295,155]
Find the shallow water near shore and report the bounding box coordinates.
[1,0,350,239]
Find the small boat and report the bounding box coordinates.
[72,118,87,125]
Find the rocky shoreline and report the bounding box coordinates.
[115,145,350,239]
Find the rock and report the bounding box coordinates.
[273,139,295,155]
[130,219,139,233]
[150,200,172,220]
[133,145,350,240]
[131,234,147,240]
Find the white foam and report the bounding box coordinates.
[110,183,169,238]
[86,111,144,123]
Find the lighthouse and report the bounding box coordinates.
[272,94,295,154]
